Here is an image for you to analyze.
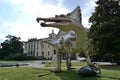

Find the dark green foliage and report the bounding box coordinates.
[0,35,23,59]
[89,0,120,26]
[0,48,2,59]
[92,18,120,54]
[5,53,35,60]
[88,0,120,59]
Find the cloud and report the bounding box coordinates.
[0,0,96,42]
[82,0,96,17]
[3,21,59,41]
[7,0,69,17]
[0,0,68,42]
[59,0,96,28]
[0,33,6,41]
[81,0,96,28]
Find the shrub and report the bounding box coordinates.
[5,53,35,60]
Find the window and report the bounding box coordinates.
[42,52,44,56]
[36,52,38,56]
[31,44,32,50]
[41,44,44,48]
[25,45,27,50]
[48,44,50,48]
[48,51,50,56]
[37,45,39,49]
[54,50,56,54]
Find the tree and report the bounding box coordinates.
[1,35,23,59]
[88,0,120,61]
[0,47,2,59]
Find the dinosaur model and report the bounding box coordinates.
[36,6,101,74]
[41,30,76,71]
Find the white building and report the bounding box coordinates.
[23,30,57,59]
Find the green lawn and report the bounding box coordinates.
[0,66,120,80]
[45,60,87,67]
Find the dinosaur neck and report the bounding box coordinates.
[72,24,87,53]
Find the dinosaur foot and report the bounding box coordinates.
[51,69,62,73]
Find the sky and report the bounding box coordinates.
[0,0,96,43]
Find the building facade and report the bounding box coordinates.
[23,30,57,59]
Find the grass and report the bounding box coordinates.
[45,60,87,67]
[0,65,120,80]
[100,66,120,79]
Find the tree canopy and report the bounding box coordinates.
[0,35,23,59]
[88,0,120,57]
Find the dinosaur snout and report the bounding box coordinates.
[41,23,46,27]
[36,18,40,23]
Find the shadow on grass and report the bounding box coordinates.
[32,68,120,80]
[55,70,120,80]
[55,69,99,80]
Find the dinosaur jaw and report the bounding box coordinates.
[36,17,71,23]
[36,17,73,30]
[40,22,73,27]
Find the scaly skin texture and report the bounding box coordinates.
[37,6,100,73]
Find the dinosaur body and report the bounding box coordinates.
[37,6,91,65]
[41,30,76,71]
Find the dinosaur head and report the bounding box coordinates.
[37,6,87,52]
[36,6,82,31]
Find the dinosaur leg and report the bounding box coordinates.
[54,49,62,73]
[66,53,71,70]
[84,52,92,66]
[82,52,101,75]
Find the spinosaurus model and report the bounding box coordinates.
[36,6,101,75]
[41,30,76,71]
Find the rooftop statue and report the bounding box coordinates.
[36,6,101,75]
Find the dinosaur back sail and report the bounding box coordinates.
[37,6,87,53]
